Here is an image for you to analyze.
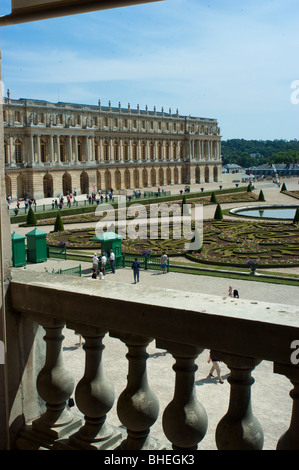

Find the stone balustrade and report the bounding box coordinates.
[8,270,299,450]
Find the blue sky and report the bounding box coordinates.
[0,0,299,141]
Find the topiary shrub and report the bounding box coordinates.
[293,207,299,224]
[247,183,253,192]
[210,192,217,204]
[214,203,223,220]
[258,190,265,202]
[281,182,287,192]
[54,212,64,232]
[26,207,37,225]
[181,195,187,215]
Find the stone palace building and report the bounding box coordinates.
[3,94,222,200]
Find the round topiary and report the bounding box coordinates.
[214,203,223,220]
[26,207,37,225]
[54,212,64,232]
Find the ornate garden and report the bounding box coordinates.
[46,219,299,268]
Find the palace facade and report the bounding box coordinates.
[3,95,222,200]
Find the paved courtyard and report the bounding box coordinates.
[10,177,299,450]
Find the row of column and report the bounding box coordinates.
[5,134,221,167]
[17,319,299,451]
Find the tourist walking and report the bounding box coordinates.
[109,249,115,273]
[92,253,99,273]
[208,351,224,384]
[132,258,141,284]
[160,251,168,274]
[101,252,107,275]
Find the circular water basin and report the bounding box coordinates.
[230,205,298,220]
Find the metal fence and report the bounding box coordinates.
[48,265,82,277]
[47,246,67,260]
[123,254,170,272]
[9,191,172,217]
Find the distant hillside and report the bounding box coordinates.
[221,139,299,167]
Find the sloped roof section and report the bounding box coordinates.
[1,0,164,26]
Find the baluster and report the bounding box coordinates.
[32,320,80,440]
[111,332,160,450]
[215,352,264,450]
[69,326,123,450]
[157,341,208,450]
[274,363,299,450]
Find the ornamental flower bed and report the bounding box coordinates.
[189,220,299,267]
[46,220,299,268]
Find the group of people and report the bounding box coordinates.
[8,196,37,215]
[91,249,115,280]
[131,251,168,284]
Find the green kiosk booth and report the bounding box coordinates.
[11,232,26,267]
[26,228,47,263]
[92,231,123,271]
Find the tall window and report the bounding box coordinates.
[132,141,137,161]
[4,141,8,165]
[141,142,146,161]
[60,140,66,162]
[15,139,23,164]
[103,141,109,161]
[78,140,82,161]
[123,141,129,161]
[15,111,21,123]
[158,142,162,160]
[173,142,177,160]
[114,141,119,161]
[180,142,184,160]
[150,142,154,161]
[41,140,46,163]
[94,142,99,161]
[165,143,170,160]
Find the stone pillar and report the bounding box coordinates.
[112,333,160,450]
[215,352,264,450]
[119,139,124,162]
[67,136,72,163]
[9,135,14,166]
[32,319,80,440]
[68,326,122,450]
[90,136,95,162]
[157,341,208,450]
[74,137,78,163]
[49,135,54,164]
[29,134,34,164]
[56,136,60,163]
[85,136,89,162]
[275,363,299,450]
[36,135,41,164]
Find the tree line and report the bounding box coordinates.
[221,139,299,167]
